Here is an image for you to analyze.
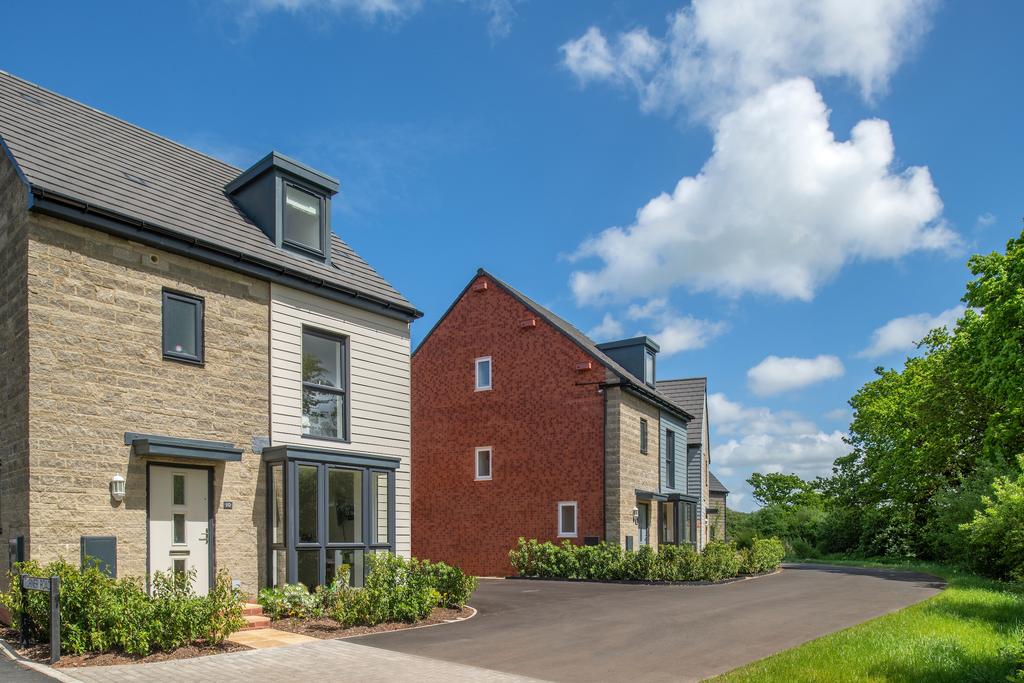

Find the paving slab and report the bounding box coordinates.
[228,627,317,648]
[57,638,544,683]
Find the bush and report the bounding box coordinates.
[0,559,244,656]
[739,538,786,574]
[960,460,1024,581]
[420,560,477,609]
[700,541,742,581]
[258,582,322,620]
[339,553,438,626]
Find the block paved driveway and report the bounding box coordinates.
[354,564,945,682]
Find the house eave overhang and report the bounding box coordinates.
[29,187,422,322]
[261,444,401,470]
[125,432,243,462]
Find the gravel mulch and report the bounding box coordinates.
[1,627,250,668]
[271,606,472,639]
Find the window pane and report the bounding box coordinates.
[372,472,389,545]
[173,558,186,575]
[271,464,284,545]
[163,296,198,358]
[297,464,319,543]
[327,549,364,588]
[328,469,362,544]
[173,474,185,506]
[297,549,320,590]
[302,388,343,439]
[477,450,491,478]
[302,332,343,388]
[560,504,576,535]
[284,185,322,251]
[273,549,287,587]
[644,351,654,384]
[476,359,491,388]
[173,513,185,544]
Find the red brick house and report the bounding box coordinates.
[412,269,707,576]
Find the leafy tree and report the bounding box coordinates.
[748,472,823,508]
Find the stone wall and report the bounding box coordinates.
[604,384,662,550]
[0,152,31,589]
[25,213,270,594]
[708,492,728,541]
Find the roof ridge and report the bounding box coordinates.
[657,376,708,383]
[0,70,245,176]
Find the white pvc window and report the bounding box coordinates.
[475,357,492,391]
[475,447,492,481]
[558,501,577,538]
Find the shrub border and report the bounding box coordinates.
[506,568,783,587]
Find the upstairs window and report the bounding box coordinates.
[475,357,492,391]
[162,289,203,364]
[640,419,649,454]
[644,349,655,385]
[475,447,492,480]
[666,429,676,489]
[283,184,324,255]
[301,329,348,440]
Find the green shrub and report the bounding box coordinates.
[420,560,477,609]
[575,542,625,580]
[258,582,321,620]
[342,553,438,625]
[622,545,657,580]
[0,560,243,656]
[656,544,702,581]
[1003,627,1024,683]
[739,538,786,574]
[698,541,742,581]
[960,459,1024,582]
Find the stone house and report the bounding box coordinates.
[707,472,730,541]
[0,71,420,597]
[411,269,708,576]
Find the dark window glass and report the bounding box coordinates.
[162,291,203,363]
[173,513,185,545]
[297,464,319,543]
[476,449,491,479]
[328,468,362,544]
[271,464,284,545]
[559,504,576,536]
[371,472,389,545]
[173,558,186,575]
[327,548,364,588]
[173,474,185,506]
[284,185,323,253]
[297,549,320,590]
[640,419,648,454]
[666,430,676,489]
[302,330,347,439]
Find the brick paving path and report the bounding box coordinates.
[59,638,545,683]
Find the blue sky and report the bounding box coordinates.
[4,1,1022,510]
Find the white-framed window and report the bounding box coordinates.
[557,501,577,538]
[475,447,492,481]
[475,356,492,391]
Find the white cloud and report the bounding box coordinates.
[709,392,850,483]
[561,0,936,119]
[241,0,423,21]
[569,78,953,304]
[975,212,997,229]
[858,304,966,358]
[625,298,726,355]
[587,313,624,341]
[747,354,844,396]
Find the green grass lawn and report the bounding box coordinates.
[710,560,1024,683]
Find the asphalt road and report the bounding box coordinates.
[355,564,945,682]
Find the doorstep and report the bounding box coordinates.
[228,629,317,649]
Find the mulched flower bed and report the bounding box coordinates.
[1,627,250,668]
[271,606,472,639]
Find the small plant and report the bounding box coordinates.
[420,560,477,609]
[739,538,786,574]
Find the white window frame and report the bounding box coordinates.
[475,356,492,391]
[475,447,493,481]
[557,501,578,538]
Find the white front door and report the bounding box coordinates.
[149,466,210,595]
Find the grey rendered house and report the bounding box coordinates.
[0,70,420,597]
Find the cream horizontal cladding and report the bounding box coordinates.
[269,283,412,556]
[24,212,270,593]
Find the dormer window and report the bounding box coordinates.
[284,184,324,255]
[226,151,338,265]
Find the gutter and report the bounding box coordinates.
[30,187,423,323]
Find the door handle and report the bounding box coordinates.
[199,529,209,544]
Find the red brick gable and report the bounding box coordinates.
[412,274,606,576]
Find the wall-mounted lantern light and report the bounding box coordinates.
[110,473,126,503]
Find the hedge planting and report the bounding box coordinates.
[258,553,477,627]
[508,537,783,582]
[0,559,245,656]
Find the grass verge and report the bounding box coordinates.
[710,559,1024,683]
